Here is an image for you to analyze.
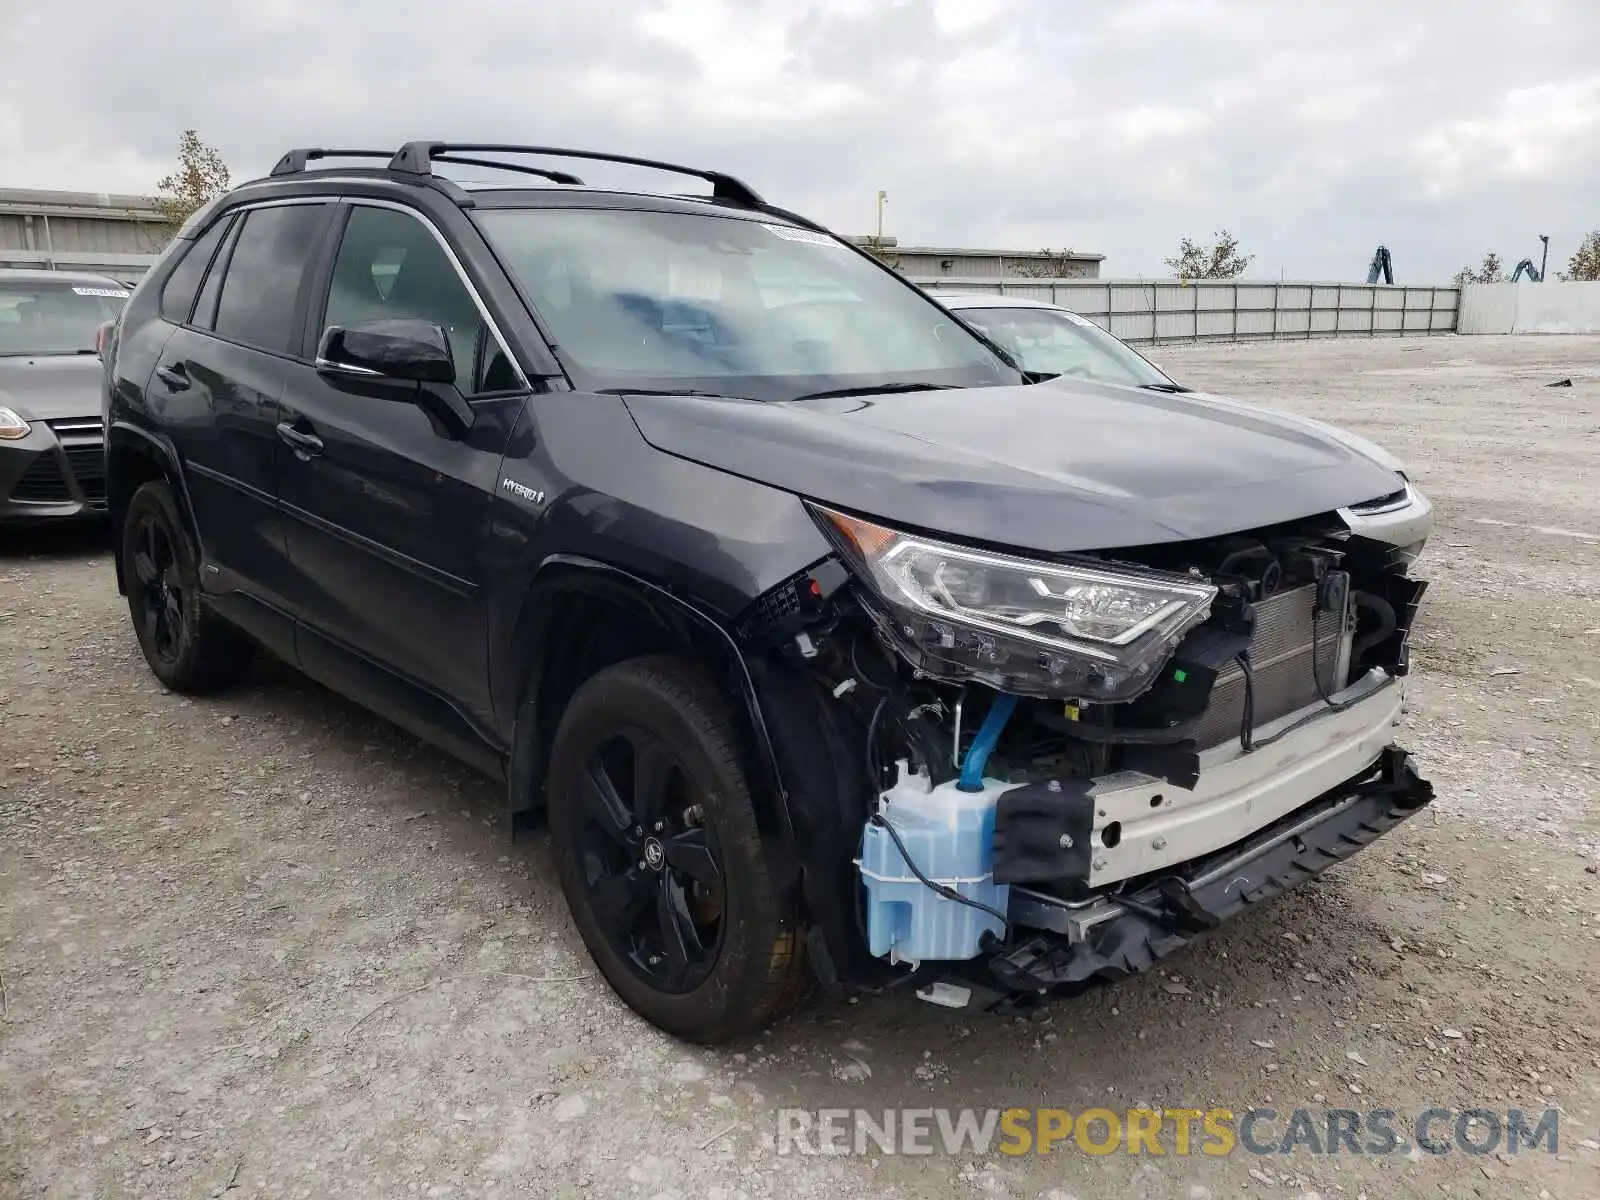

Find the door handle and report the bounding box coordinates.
[154,363,190,391]
[276,422,325,459]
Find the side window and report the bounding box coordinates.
[191,218,241,332]
[213,204,328,354]
[322,206,507,393]
[159,215,232,323]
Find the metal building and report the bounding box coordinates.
[849,236,1103,279]
[0,188,167,280]
[0,187,1108,284]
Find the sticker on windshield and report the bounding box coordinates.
[762,224,842,248]
[72,286,130,298]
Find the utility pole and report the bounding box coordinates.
[1539,234,1549,283]
[876,190,887,242]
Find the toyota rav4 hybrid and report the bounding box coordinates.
[102,144,1435,1043]
[1,268,129,523]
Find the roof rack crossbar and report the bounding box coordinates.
[270,148,397,176]
[386,142,764,206]
[428,154,584,187]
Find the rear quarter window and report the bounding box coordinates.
[159,216,234,324]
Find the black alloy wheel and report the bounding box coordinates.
[121,480,254,693]
[127,509,185,667]
[546,656,811,1042]
[575,725,726,992]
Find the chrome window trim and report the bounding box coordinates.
[225,197,333,210]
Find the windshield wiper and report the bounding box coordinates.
[0,349,97,357]
[790,381,956,402]
[597,387,753,400]
[1138,381,1193,393]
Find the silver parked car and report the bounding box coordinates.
[0,269,130,524]
[928,289,1421,487]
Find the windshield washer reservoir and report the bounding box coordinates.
[857,763,1012,965]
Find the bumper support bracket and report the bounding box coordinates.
[987,746,1433,995]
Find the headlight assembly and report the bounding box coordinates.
[814,506,1217,701]
[0,406,32,440]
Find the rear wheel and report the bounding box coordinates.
[547,655,809,1042]
[122,480,253,693]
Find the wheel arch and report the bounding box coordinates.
[505,556,792,839]
[105,424,199,595]
[506,554,896,995]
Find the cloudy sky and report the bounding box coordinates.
[4,0,1597,282]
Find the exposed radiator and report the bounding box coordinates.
[1194,582,1351,749]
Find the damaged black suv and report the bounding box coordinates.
[103,143,1434,1042]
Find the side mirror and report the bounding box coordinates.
[316,319,454,385]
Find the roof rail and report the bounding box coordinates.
[386,142,765,207]
[269,148,395,176]
[429,154,583,186]
[269,146,584,187]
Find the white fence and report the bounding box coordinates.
[1458,281,1600,335]
[913,278,1461,344]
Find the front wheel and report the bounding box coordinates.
[546,655,810,1042]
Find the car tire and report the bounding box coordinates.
[546,654,810,1043]
[122,479,253,693]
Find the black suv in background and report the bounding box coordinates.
[104,143,1435,1042]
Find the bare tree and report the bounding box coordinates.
[1164,230,1252,281]
[1559,231,1600,282]
[151,130,232,230]
[1010,248,1079,279]
[1452,251,1506,286]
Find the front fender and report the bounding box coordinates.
[104,421,201,594]
[505,557,785,805]
[504,554,898,995]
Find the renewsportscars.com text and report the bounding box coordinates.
[776,1106,1560,1158]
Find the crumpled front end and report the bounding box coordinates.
[736,485,1436,1007]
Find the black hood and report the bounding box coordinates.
[0,355,103,421]
[622,380,1405,554]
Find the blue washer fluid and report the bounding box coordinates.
[857,762,1012,965]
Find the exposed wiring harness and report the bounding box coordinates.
[849,631,899,691]
[1236,648,1258,752]
[863,694,890,785]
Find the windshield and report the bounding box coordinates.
[0,281,128,356]
[951,306,1175,389]
[473,208,1020,400]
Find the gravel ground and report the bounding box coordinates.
[3,333,1599,1200]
